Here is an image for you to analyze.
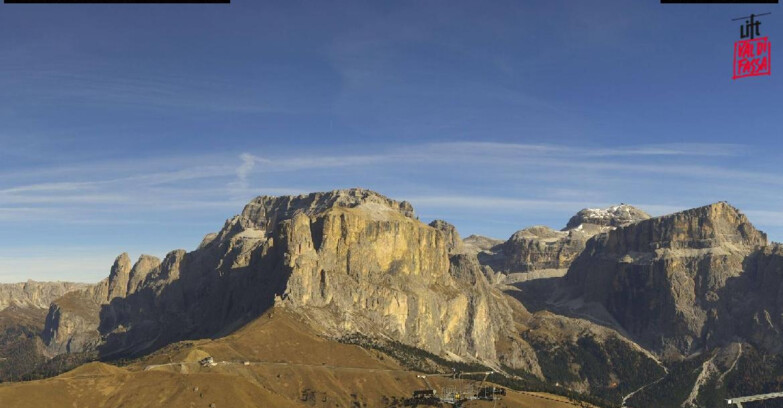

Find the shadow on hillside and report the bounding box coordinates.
[504,277,561,313]
[504,245,783,356]
[96,237,292,361]
[503,274,634,341]
[706,246,783,352]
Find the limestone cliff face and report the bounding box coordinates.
[565,202,768,356]
[275,200,527,366]
[244,191,529,367]
[0,281,87,311]
[42,189,532,370]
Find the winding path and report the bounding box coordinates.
[718,343,743,386]
[621,362,669,407]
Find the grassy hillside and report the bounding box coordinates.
[0,308,600,408]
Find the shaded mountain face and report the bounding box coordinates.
[564,202,771,357]
[42,189,533,371]
[733,244,783,352]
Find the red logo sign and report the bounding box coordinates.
[733,37,771,79]
[732,12,771,80]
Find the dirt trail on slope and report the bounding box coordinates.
[682,355,718,408]
[621,361,669,407]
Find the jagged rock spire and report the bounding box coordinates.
[107,253,132,301]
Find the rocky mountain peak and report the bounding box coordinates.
[564,203,650,230]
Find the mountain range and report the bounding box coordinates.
[1,189,781,408]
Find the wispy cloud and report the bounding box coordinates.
[227,153,277,196]
[429,142,744,158]
[0,142,778,222]
[404,195,603,212]
[0,182,97,194]
[3,68,285,114]
[1,141,782,282]
[0,207,61,221]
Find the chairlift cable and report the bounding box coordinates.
[731,12,771,21]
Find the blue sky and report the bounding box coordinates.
[0,1,781,282]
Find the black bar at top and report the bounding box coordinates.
[4,0,229,3]
[662,0,777,3]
